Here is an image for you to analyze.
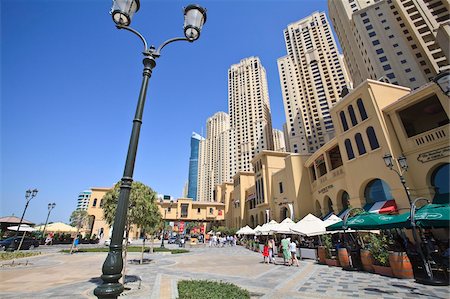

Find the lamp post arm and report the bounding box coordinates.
[343,207,365,230]
[116,25,149,53]
[153,37,192,57]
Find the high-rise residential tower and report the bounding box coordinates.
[278,12,351,154]
[228,57,274,175]
[187,132,204,200]
[76,190,91,211]
[272,128,287,152]
[197,112,230,202]
[328,0,449,89]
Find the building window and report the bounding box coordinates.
[316,155,327,177]
[341,192,350,210]
[364,179,392,204]
[197,208,201,213]
[355,133,366,155]
[432,163,450,204]
[279,182,284,194]
[348,105,358,126]
[366,126,380,150]
[398,94,449,137]
[209,207,214,214]
[93,198,97,207]
[345,139,355,160]
[376,48,384,54]
[340,111,349,131]
[356,99,368,120]
[329,146,343,170]
[379,56,387,62]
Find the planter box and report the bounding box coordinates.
[317,246,327,264]
[326,258,341,267]
[373,265,394,277]
[389,251,414,279]
[360,249,374,273]
[338,248,350,268]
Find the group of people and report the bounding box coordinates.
[261,235,299,267]
[208,234,237,247]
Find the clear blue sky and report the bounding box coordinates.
[1,0,333,224]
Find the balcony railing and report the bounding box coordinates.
[409,124,449,148]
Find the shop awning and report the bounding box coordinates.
[366,199,398,214]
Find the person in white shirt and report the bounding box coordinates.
[289,239,300,267]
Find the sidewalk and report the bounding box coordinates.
[0,245,448,298]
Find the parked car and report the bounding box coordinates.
[0,236,40,250]
[104,238,132,246]
[168,236,178,244]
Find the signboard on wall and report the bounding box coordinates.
[417,146,450,163]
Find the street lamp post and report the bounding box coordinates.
[7,189,38,252]
[94,2,206,298]
[42,203,56,241]
[382,153,412,205]
[160,199,173,248]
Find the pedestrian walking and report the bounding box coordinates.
[268,236,276,264]
[263,240,270,264]
[289,239,299,267]
[281,235,291,266]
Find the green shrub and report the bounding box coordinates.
[178,280,250,299]
[322,234,332,258]
[368,233,391,267]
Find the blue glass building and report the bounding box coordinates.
[187,132,203,200]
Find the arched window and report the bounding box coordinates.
[364,179,392,204]
[357,98,368,120]
[355,133,366,155]
[326,197,334,213]
[345,139,355,160]
[366,126,380,150]
[315,200,322,218]
[340,111,349,131]
[92,198,97,207]
[341,192,350,210]
[432,164,449,204]
[348,105,358,126]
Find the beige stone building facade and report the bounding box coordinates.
[87,187,225,240]
[277,12,352,155]
[329,0,449,89]
[272,128,287,152]
[217,79,449,228]
[228,57,274,175]
[197,112,230,201]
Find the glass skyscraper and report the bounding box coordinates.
[187,132,203,200]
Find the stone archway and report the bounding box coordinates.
[315,200,322,218]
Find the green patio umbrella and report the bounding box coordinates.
[326,204,450,231]
[326,212,404,231]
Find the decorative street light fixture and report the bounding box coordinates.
[94,2,206,298]
[160,199,174,248]
[382,153,412,205]
[7,189,38,252]
[41,203,56,241]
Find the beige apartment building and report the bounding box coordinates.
[87,188,225,240]
[272,128,287,152]
[228,57,274,175]
[277,12,352,155]
[219,79,449,228]
[197,112,230,201]
[329,0,449,89]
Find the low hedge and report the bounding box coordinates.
[0,251,41,261]
[178,280,250,299]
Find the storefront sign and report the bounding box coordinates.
[318,184,334,194]
[417,146,450,163]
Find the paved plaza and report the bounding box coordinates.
[0,244,449,298]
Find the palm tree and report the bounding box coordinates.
[102,181,162,282]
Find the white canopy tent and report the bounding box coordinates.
[7,224,36,232]
[256,220,278,235]
[290,214,326,236]
[271,218,295,234]
[236,225,255,235]
[253,225,262,235]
